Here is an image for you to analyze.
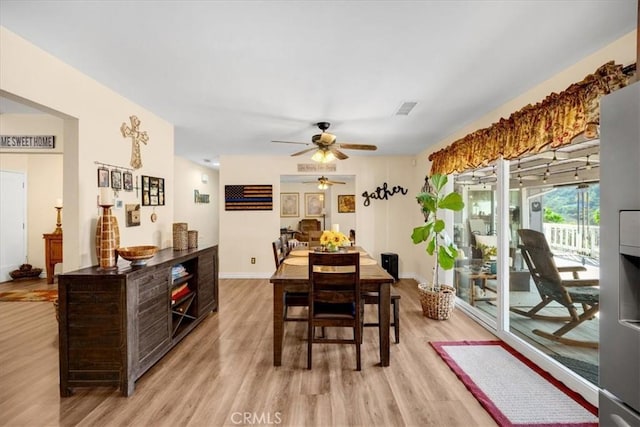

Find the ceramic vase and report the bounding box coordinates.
[95,205,120,269]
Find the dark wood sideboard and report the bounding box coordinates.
[58,245,218,397]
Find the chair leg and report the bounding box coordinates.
[392,298,400,344]
[307,320,313,370]
[354,326,361,371]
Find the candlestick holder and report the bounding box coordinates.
[53,206,63,234]
[95,203,120,270]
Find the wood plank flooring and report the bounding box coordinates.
[0,278,499,426]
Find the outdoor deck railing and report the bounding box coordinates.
[543,223,600,259]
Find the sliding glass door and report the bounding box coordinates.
[452,138,600,391]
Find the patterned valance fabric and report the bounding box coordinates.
[429,61,630,175]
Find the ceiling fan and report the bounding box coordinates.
[272,121,377,162]
[304,175,345,189]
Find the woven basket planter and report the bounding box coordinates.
[418,283,456,320]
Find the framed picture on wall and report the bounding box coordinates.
[111,170,122,190]
[97,167,110,188]
[280,192,299,217]
[304,192,324,217]
[142,175,165,206]
[338,194,356,213]
[123,171,134,191]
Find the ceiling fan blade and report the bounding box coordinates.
[330,147,349,160]
[291,147,318,156]
[336,143,377,151]
[327,180,345,185]
[271,140,310,146]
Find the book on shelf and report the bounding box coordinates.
[171,283,191,304]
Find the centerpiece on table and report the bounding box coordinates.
[319,230,350,252]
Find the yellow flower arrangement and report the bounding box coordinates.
[320,230,349,251]
[477,243,497,261]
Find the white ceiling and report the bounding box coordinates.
[0,1,636,168]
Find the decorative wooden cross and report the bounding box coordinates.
[120,115,149,169]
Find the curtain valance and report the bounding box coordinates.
[428,61,630,175]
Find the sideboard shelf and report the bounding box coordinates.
[58,245,218,397]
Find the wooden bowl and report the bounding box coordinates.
[117,245,158,266]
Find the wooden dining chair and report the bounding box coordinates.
[280,235,290,257]
[362,289,401,344]
[272,238,286,268]
[272,238,308,322]
[307,252,362,370]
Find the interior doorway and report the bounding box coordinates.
[0,170,26,281]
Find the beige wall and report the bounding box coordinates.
[1,24,634,281]
[279,178,356,232]
[0,114,64,273]
[0,27,175,271]
[173,156,219,248]
[219,155,418,278]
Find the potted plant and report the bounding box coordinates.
[411,174,464,319]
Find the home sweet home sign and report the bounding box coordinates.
[0,135,55,149]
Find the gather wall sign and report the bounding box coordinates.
[361,182,408,207]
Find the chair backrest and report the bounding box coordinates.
[299,219,321,233]
[308,252,360,305]
[272,238,286,268]
[517,229,567,305]
[280,234,290,256]
[308,230,323,248]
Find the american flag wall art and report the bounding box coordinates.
[224,185,273,211]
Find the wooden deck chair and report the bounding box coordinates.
[513,229,599,348]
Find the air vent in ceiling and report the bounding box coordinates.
[396,101,417,116]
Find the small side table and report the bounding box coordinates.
[455,269,497,306]
[43,233,63,284]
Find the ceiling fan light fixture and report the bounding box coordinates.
[318,182,329,190]
[311,149,335,163]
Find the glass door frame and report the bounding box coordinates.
[453,157,599,406]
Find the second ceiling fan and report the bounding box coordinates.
[304,175,345,189]
[272,121,377,162]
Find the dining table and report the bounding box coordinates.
[269,245,395,367]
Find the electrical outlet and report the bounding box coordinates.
[251,257,256,264]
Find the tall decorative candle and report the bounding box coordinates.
[331,224,340,233]
[55,198,63,208]
[99,188,113,206]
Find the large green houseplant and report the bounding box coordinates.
[411,174,464,319]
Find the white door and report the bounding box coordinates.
[0,170,26,282]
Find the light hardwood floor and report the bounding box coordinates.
[0,278,499,426]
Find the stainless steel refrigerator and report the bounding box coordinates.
[600,81,640,426]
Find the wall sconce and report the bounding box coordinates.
[201,174,209,184]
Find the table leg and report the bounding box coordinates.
[378,282,390,366]
[273,283,284,366]
[46,261,54,284]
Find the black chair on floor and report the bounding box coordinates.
[307,252,362,370]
